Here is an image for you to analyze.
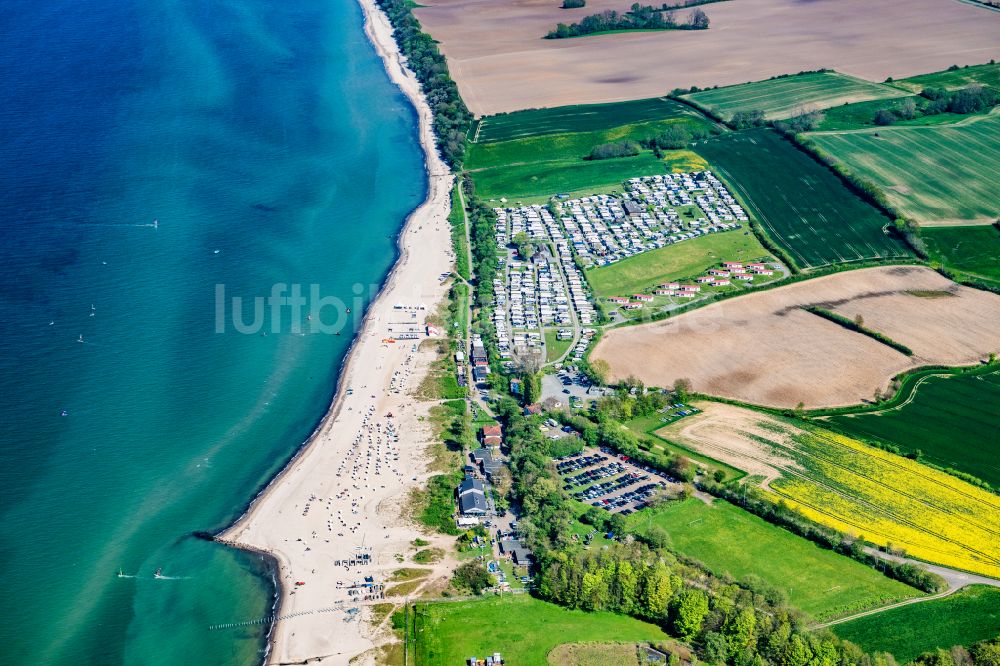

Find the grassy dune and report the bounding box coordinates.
[682,72,907,121]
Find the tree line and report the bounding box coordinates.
[873,85,998,126]
[545,4,710,39]
[376,0,473,169]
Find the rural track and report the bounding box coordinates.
[813,548,1000,629]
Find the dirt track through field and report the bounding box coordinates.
[415,0,1000,115]
[591,266,1000,408]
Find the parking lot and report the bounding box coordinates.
[541,368,612,407]
[555,448,680,515]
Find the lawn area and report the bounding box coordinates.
[682,72,907,121]
[924,224,1000,288]
[833,585,1000,662]
[453,281,470,340]
[544,329,573,363]
[448,183,470,280]
[473,97,709,142]
[470,150,707,201]
[627,498,919,620]
[585,228,774,299]
[410,594,668,664]
[891,62,1000,94]
[694,129,910,268]
[802,113,1000,225]
[822,365,1000,489]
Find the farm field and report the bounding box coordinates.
[924,224,1000,288]
[681,71,907,121]
[658,403,1000,578]
[833,585,1000,663]
[822,366,1000,489]
[812,96,988,132]
[472,97,710,143]
[585,229,774,299]
[590,266,1000,408]
[409,594,667,664]
[628,498,920,621]
[693,129,909,268]
[470,150,706,201]
[414,0,1000,115]
[803,113,1000,225]
[891,62,1000,94]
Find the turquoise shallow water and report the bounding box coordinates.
[0,0,425,663]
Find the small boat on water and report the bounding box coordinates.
[154,568,163,579]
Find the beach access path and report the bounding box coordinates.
[218,0,457,662]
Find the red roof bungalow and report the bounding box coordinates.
[733,273,754,281]
[607,296,630,304]
[679,285,701,292]
[708,269,730,277]
[678,291,697,298]
[751,267,774,276]
[745,263,766,270]
[654,289,676,296]
[712,279,731,287]
[523,403,542,416]
[696,276,715,284]
[633,294,654,302]
[482,424,502,442]
[723,262,744,269]
[623,303,644,310]
[659,282,680,290]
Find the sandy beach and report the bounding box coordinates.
[218,0,457,662]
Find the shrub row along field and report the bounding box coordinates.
[803,113,1000,225]
[681,71,908,121]
[471,97,709,143]
[659,403,1000,578]
[627,498,919,621]
[833,585,1000,663]
[822,366,1000,489]
[585,228,773,299]
[693,129,910,268]
[924,224,1000,288]
[891,62,1000,94]
[409,594,667,663]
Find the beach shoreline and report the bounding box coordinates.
[217,0,457,662]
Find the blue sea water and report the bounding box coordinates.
[0,0,425,663]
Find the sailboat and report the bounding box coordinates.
[117,568,126,578]
[154,568,163,579]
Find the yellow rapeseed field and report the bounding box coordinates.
[768,429,1000,578]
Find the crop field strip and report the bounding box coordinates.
[768,429,1000,576]
[472,97,707,143]
[892,62,1000,94]
[804,112,1000,224]
[659,409,1000,577]
[694,129,910,268]
[682,72,908,121]
[924,224,1000,288]
[823,367,1000,488]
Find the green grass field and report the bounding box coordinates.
[448,183,470,280]
[823,366,1000,488]
[694,129,909,268]
[473,97,709,143]
[833,586,1000,662]
[804,113,1000,224]
[892,62,1000,94]
[682,72,907,121]
[544,329,573,363]
[924,224,1000,288]
[585,229,774,299]
[410,594,667,663]
[470,150,707,201]
[815,96,994,132]
[627,498,920,621]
